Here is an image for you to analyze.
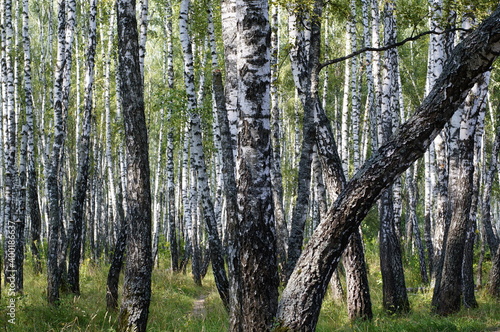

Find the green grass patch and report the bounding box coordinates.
[1,254,500,331]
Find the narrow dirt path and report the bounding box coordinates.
[191,293,208,319]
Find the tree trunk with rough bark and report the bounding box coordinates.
[228,0,279,329]
[116,0,153,330]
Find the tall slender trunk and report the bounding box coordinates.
[116,0,153,330]
[23,0,42,275]
[106,19,128,308]
[378,0,409,314]
[284,1,316,281]
[68,0,97,295]
[179,0,229,308]
[3,0,22,293]
[164,0,178,272]
[270,4,288,278]
[47,0,74,304]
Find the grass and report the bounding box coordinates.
[1,253,499,331]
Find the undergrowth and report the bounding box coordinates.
[1,251,499,331]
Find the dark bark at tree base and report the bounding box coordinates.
[344,230,373,320]
[106,225,127,310]
[379,189,410,315]
[488,244,500,298]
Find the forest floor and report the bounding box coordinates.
[1,249,500,331]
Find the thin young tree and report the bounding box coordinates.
[68,0,97,295]
[47,0,75,304]
[22,0,42,275]
[179,0,229,307]
[164,0,178,272]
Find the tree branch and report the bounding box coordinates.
[319,28,471,71]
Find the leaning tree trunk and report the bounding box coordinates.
[277,8,500,330]
[68,0,97,295]
[116,0,153,330]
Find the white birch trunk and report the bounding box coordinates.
[221,0,238,157]
[165,0,178,271]
[179,0,229,308]
[138,0,148,79]
[68,0,97,295]
[229,0,279,328]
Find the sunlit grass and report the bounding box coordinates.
[1,250,499,331]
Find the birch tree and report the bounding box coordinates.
[116,0,152,329]
[179,0,229,308]
[377,0,409,314]
[106,8,128,308]
[3,0,21,292]
[47,0,76,304]
[227,0,279,329]
[23,0,42,275]
[432,72,490,315]
[164,0,178,272]
[68,0,97,295]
